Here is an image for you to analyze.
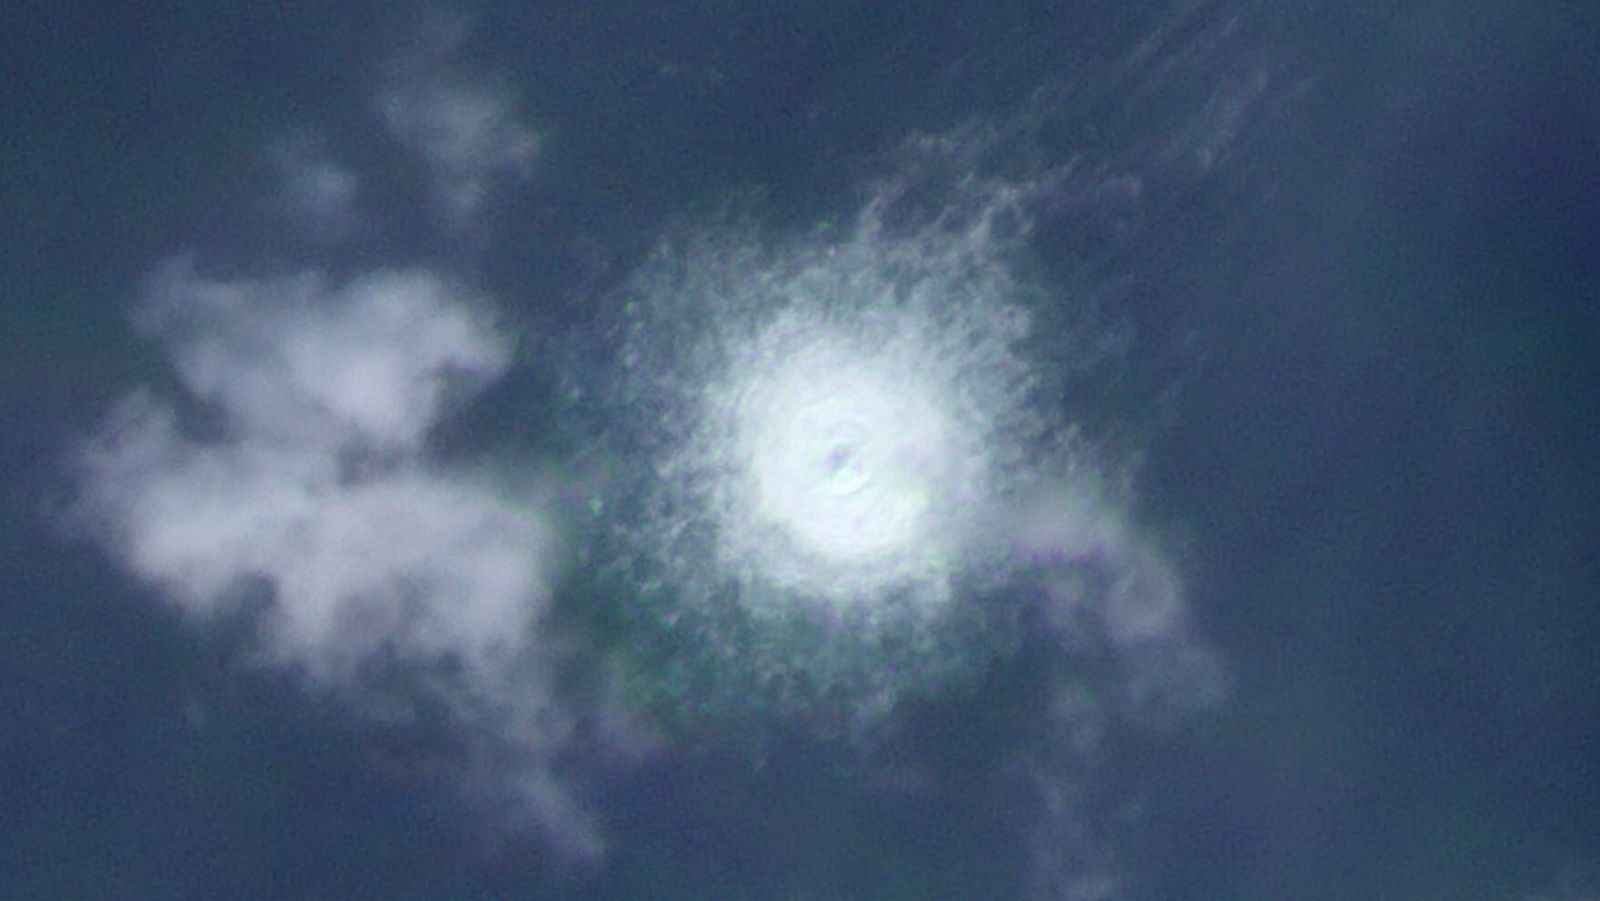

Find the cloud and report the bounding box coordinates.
[75,259,549,687]
[68,258,657,863]
[60,24,638,860]
[377,16,541,226]
[266,135,360,242]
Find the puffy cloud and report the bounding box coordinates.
[75,260,548,687]
[135,260,511,451]
[69,258,649,860]
[62,27,625,858]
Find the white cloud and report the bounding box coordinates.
[76,260,549,688]
[69,258,648,860]
[378,17,541,225]
[136,259,511,451]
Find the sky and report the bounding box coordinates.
[3,2,1599,899]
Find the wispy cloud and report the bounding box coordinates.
[266,134,360,243]
[377,16,541,227]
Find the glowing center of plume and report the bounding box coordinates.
[739,343,948,564]
[614,215,1045,630]
[692,306,996,611]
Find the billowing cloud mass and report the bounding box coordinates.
[59,14,624,860]
[75,259,548,686]
[377,16,541,225]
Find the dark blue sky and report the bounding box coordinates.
[3,2,1598,899]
